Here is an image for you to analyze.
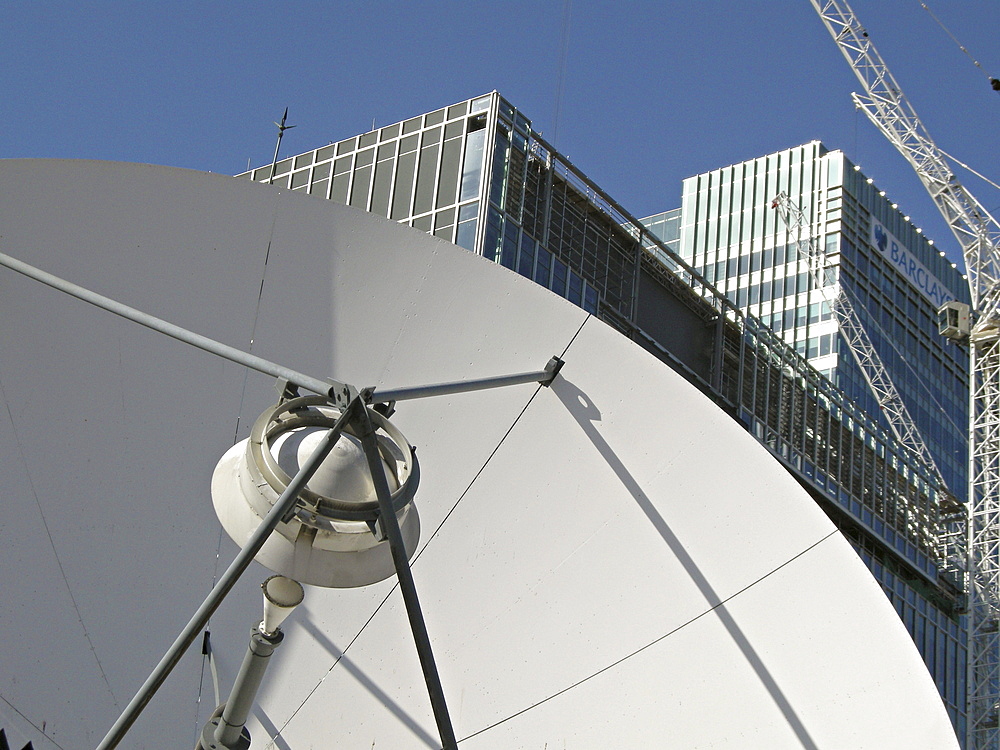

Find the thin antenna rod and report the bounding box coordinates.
[267,107,296,185]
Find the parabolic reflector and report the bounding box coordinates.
[0,159,958,748]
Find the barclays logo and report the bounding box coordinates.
[871,220,954,308]
[873,223,888,254]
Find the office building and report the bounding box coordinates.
[240,94,970,740]
[238,93,641,327]
[646,143,971,500]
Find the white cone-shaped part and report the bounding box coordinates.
[272,427,379,504]
[261,575,304,635]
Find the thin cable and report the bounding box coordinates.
[409,317,587,564]
[0,693,68,750]
[920,2,999,91]
[936,143,1000,194]
[232,201,283,447]
[213,212,280,583]
[0,375,119,710]
[552,0,572,144]
[271,384,558,741]
[457,528,841,744]
[194,203,284,742]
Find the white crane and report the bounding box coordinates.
[810,1,1000,746]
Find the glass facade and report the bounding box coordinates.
[239,92,628,322]
[663,143,970,502]
[239,100,969,743]
[642,208,681,251]
[850,527,968,737]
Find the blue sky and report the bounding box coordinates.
[3,1,997,266]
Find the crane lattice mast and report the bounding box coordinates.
[810,1,1000,746]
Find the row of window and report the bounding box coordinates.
[751,391,941,580]
[740,318,944,562]
[846,250,967,381]
[488,118,633,320]
[844,165,967,291]
[698,248,808,284]
[839,246,968,497]
[682,143,827,252]
[759,302,834,332]
[245,94,496,233]
[483,208,598,314]
[251,93,616,327]
[685,173,969,503]
[835,357,966,498]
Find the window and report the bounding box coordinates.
[460,126,486,202]
[518,234,535,278]
[552,258,568,296]
[455,203,479,251]
[414,128,441,215]
[534,246,552,287]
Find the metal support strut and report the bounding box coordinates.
[356,403,458,749]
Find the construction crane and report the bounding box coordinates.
[771,191,946,487]
[810,1,1000,746]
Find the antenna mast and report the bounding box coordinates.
[267,107,296,185]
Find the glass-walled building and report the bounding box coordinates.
[239,92,643,328]
[240,98,970,740]
[651,143,971,503]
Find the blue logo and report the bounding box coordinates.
[871,220,954,308]
[873,223,888,254]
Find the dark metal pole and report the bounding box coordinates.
[95,407,353,750]
[267,108,295,185]
[355,405,458,750]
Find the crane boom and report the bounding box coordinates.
[811,0,1000,319]
[810,1,1000,746]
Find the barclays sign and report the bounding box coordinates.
[871,221,955,308]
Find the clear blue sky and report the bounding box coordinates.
[3,1,997,267]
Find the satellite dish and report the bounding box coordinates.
[0,160,959,749]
